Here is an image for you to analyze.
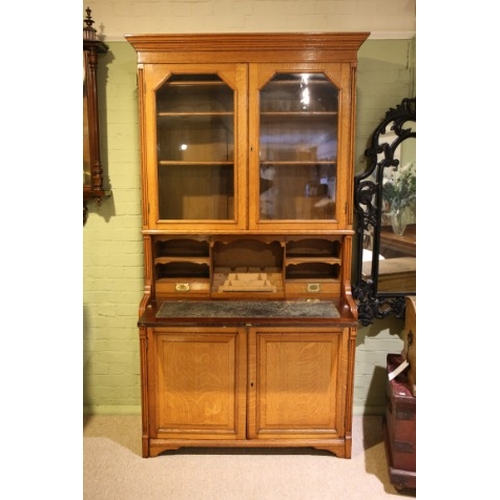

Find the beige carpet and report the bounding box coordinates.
[83,415,415,499]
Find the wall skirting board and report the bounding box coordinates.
[83,405,142,416]
[83,405,384,417]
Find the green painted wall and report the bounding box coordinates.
[83,38,416,415]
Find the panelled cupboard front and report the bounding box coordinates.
[142,322,353,457]
[127,33,369,459]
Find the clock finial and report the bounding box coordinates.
[83,7,97,41]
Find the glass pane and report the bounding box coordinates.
[158,164,234,220]
[156,74,235,220]
[260,164,336,219]
[158,115,233,162]
[157,74,234,113]
[259,73,338,220]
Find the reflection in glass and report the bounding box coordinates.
[380,123,416,232]
[258,73,339,220]
[363,121,416,294]
[158,164,234,220]
[156,74,235,220]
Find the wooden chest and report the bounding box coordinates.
[403,296,416,396]
[384,353,416,490]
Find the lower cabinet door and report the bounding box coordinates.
[149,327,247,440]
[247,326,348,440]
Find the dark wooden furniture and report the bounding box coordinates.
[126,32,369,458]
[380,224,416,258]
[83,7,110,225]
[384,353,416,491]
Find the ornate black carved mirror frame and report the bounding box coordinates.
[353,97,416,326]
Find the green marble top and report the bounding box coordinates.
[156,300,340,319]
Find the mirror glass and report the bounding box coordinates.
[367,122,416,293]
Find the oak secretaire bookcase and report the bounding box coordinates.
[126,32,369,458]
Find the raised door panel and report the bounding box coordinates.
[247,327,348,439]
[248,63,354,232]
[141,63,248,231]
[149,327,247,440]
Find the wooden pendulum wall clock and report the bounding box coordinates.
[83,7,109,225]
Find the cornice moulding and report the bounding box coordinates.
[101,30,416,43]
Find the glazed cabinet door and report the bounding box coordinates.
[247,326,349,440]
[148,327,247,440]
[248,63,355,231]
[141,63,248,231]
